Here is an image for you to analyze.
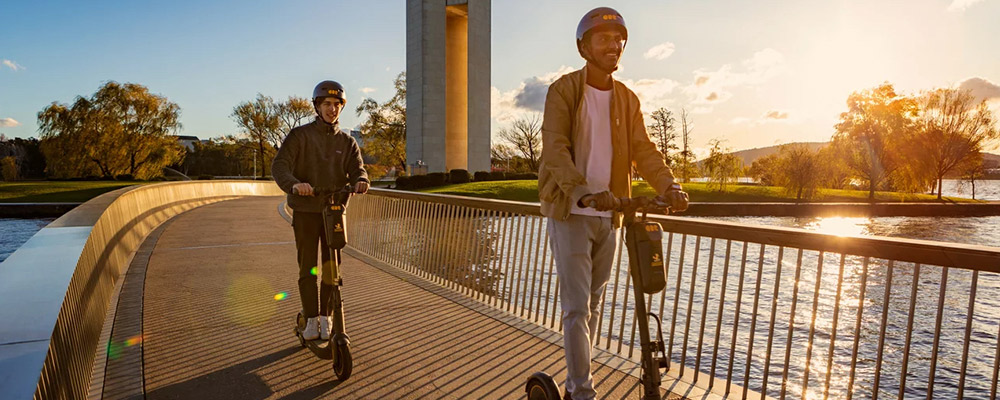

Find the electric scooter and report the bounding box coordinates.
[526,195,672,400]
[292,184,354,381]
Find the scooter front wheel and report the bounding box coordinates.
[525,372,560,400]
[295,312,306,348]
[333,341,352,380]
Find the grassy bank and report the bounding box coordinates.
[418,180,978,203]
[0,181,150,203]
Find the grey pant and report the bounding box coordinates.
[548,215,618,400]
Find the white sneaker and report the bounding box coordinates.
[320,316,333,340]
[302,317,320,340]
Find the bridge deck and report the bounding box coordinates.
[98,196,680,399]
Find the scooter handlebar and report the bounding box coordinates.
[292,184,354,196]
[586,195,672,214]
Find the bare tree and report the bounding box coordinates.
[496,114,542,172]
[917,87,1000,199]
[673,108,697,182]
[232,94,281,176]
[647,107,677,165]
[277,96,315,138]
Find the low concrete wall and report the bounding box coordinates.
[674,202,1000,217]
[0,181,283,400]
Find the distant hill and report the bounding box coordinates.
[726,142,827,166]
[984,152,1000,166]
[698,143,998,168]
[695,142,827,166]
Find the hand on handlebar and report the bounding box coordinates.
[663,189,690,212]
[355,181,370,194]
[292,182,314,197]
[580,191,620,212]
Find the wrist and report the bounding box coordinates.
[667,183,682,192]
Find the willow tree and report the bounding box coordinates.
[38,82,184,179]
[832,83,918,200]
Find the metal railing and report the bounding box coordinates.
[346,189,1000,400]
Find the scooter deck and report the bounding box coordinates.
[303,337,333,359]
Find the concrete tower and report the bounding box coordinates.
[406,0,491,174]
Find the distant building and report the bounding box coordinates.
[173,135,200,151]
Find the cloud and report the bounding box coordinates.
[359,87,376,94]
[509,66,576,112]
[956,77,1000,102]
[643,42,676,60]
[619,78,681,111]
[730,110,793,125]
[2,59,24,71]
[683,48,786,107]
[0,118,20,127]
[762,110,790,120]
[948,0,986,12]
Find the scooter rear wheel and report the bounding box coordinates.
[333,342,352,380]
[525,372,560,400]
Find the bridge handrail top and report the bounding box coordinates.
[366,188,1000,272]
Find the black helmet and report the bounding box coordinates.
[312,80,347,105]
[576,7,628,57]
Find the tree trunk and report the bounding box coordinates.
[868,180,875,201]
[937,176,943,200]
[258,140,266,178]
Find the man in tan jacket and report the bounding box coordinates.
[538,6,689,399]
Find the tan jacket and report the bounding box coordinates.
[538,67,677,227]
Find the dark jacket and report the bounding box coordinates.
[272,119,369,212]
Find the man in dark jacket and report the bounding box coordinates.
[272,80,369,341]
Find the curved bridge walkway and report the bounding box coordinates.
[96,196,683,399]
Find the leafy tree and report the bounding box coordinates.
[356,72,407,172]
[38,81,184,179]
[179,136,261,177]
[647,107,677,165]
[915,87,1000,199]
[1,156,18,181]
[831,82,918,200]
[748,153,781,186]
[0,135,45,179]
[496,114,542,172]
[702,138,742,192]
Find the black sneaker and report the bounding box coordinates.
[563,389,572,400]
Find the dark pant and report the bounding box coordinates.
[292,211,336,318]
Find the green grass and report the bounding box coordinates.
[418,180,542,202]
[0,181,152,203]
[417,180,979,203]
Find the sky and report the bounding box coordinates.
[2,0,1000,157]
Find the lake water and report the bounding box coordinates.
[0,218,54,264]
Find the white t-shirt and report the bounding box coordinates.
[570,84,613,218]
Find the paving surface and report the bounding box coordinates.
[105,196,683,399]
